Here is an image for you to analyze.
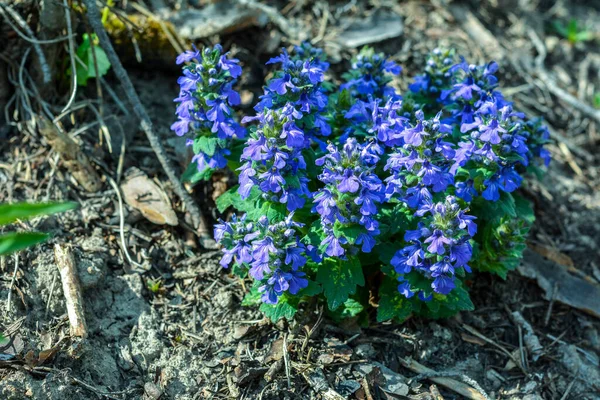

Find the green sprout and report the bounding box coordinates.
[594,93,600,109]
[552,18,594,44]
[67,33,112,87]
[147,278,163,294]
[0,202,78,256]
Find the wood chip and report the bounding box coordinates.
[518,249,600,319]
[336,10,403,48]
[120,167,178,226]
[168,0,265,40]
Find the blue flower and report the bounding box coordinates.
[424,229,452,255]
[482,176,502,201]
[432,275,455,295]
[172,45,245,175]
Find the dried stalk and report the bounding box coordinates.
[37,116,102,193]
[54,244,88,339]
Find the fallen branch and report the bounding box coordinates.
[54,244,87,339]
[83,0,214,247]
[400,357,489,400]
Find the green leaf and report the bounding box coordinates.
[74,34,111,86]
[337,89,353,109]
[473,192,516,222]
[298,280,322,297]
[193,136,219,157]
[513,194,535,224]
[241,285,262,306]
[340,298,364,318]
[260,295,298,321]
[377,276,412,322]
[215,185,261,214]
[317,256,364,311]
[181,162,214,185]
[496,192,517,218]
[0,202,78,226]
[249,201,287,223]
[333,221,363,244]
[442,282,474,312]
[0,232,50,256]
[376,241,400,266]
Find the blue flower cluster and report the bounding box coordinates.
[255,44,331,140]
[172,45,245,173]
[410,49,551,201]
[342,47,402,101]
[313,138,385,257]
[238,106,311,211]
[215,213,309,304]
[392,195,476,297]
[191,44,551,316]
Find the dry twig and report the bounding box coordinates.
[54,244,87,339]
[0,3,51,83]
[5,253,19,312]
[509,311,543,362]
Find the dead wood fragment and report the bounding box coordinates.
[399,358,489,400]
[509,311,544,361]
[301,368,346,400]
[518,249,600,319]
[335,9,404,48]
[238,0,302,41]
[0,3,51,84]
[264,359,283,382]
[168,0,265,40]
[37,116,102,193]
[54,244,88,339]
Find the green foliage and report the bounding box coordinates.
[260,294,298,321]
[71,34,111,86]
[0,202,78,256]
[317,256,365,311]
[181,162,214,185]
[552,19,594,44]
[470,194,534,279]
[377,276,412,322]
[147,278,163,294]
[0,232,50,256]
[215,185,261,214]
[258,281,321,321]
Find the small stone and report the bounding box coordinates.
[355,343,377,359]
[144,382,163,400]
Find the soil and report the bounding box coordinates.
[1,1,600,399]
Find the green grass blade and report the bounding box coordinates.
[0,202,78,226]
[0,232,50,256]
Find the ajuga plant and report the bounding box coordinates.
[173,45,549,322]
